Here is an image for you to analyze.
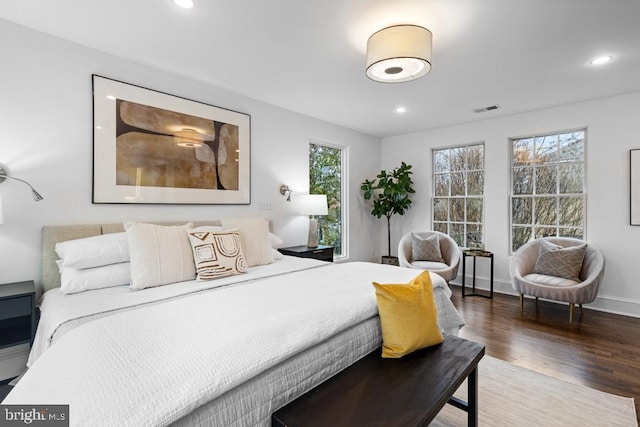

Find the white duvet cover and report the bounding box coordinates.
[29,256,325,366]
[7,260,463,426]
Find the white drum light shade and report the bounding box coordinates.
[299,195,328,248]
[366,25,432,83]
[298,194,328,216]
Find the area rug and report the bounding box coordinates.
[431,356,637,426]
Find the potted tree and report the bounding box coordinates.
[361,162,415,264]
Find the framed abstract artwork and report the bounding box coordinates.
[631,149,640,225]
[92,75,250,204]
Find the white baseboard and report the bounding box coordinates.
[0,344,29,381]
[452,275,640,319]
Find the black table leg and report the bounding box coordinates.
[462,253,467,297]
[472,256,477,293]
[468,366,478,427]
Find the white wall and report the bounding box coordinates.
[0,19,382,291]
[382,91,640,317]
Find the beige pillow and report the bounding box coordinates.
[411,233,444,262]
[187,228,248,280]
[532,239,587,281]
[125,222,196,290]
[220,217,273,267]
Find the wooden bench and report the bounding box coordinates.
[272,335,485,427]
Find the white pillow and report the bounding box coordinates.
[59,262,131,294]
[187,229,248,280]
[271,248,284,260]
[55,232,129,269]
[269,232,284,248]
[220,217,273,267]
[125,222,196,290]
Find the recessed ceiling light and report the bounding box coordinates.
[174,0,194,9]
[590,56,613,65]
[396,106,407,114]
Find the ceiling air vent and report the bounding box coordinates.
[473,105,500,113]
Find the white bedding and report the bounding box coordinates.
[29,256,326,366]
[8,260,464,426]
[172,317,382,427]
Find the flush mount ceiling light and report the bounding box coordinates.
[366,24,432,83]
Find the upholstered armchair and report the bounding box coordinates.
[510,237,605,322]
[398,231,461,283]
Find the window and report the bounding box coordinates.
[432,143,485,248]
[309,142,346,257]
[510,130,585,252]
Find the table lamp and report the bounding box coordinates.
[299,194,328,248]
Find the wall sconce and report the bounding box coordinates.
[280,185,292,202]
[0,164,44,224]
[174,128,204,148]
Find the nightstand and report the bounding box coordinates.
[278,245,335,262]
[0,281,36,350]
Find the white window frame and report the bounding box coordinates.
[431,142,486,249]
[508,128,587,253]
[309,139,348,260]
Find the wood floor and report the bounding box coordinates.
[449,286,640,422]
[1,289,638,422]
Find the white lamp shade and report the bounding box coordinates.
[366,25,432,83]
[299,194,328,216]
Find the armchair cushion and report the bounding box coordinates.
[524,273,580,288]
[532,240,587,281]
[411,233,444,262]
[408,261,449,271]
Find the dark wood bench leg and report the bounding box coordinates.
[447,365,480,426]
[468,366,478,427]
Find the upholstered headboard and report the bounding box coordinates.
[41,221,222,292]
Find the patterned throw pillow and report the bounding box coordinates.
[187,230,248,280]
[411,233,445,262]
[532,240,587,281]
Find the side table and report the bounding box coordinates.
[462,250,494,299]
[278,245,334,262]
[0,281,37,350]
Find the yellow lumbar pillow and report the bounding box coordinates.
[372,270,443,358]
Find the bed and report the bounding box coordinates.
[3,221,465,426]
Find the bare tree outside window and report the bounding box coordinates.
[510,130,585,252]
[432,143,485,248]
